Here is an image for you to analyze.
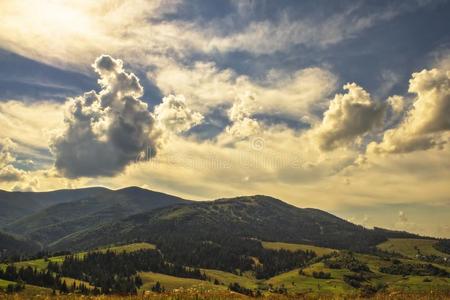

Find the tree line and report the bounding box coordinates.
[47,249,206,294]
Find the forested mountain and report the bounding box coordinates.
[3,187,190,246]
[49,195,418,253]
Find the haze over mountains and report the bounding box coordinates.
[0,187,423,257]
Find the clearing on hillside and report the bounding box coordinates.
[262,241,337,256]
[377,238,448,258]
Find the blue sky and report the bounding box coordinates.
[0,0,449,237]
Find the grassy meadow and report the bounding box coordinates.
[377,238,447,258]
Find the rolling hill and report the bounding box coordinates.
[3,187,190,247]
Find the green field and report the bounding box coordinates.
[262,241,337,256]
[139,271,225,292]
[266,267,353,297]
[202,269,260,290]
[0,279,15,290]
[377,238,448,258]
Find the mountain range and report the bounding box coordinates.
[0,186,426,257]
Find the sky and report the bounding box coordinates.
[0,0,449,238]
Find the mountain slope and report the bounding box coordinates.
[4,187,190,246]
[0,187,108,226]
[50,195,418,252]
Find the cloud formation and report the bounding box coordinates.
[225,92,261,140]
[314,83,386,151]
[0,138,23,182]
[51,55,158,178]
[370,68,450,153]
[154,94,204,134]
[0,138,15,167]
[152,62,337,121]
[0,138,38,189]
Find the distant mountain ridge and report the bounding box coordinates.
[0,187,108,226]
[1,186,190,249]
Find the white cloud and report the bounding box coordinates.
[151,61,337,120]
[369,68,450,153]
[314,83,386,151]
[0,138,40,189]
[154,94,204,134]
[223,92,262,142]
[387,95,405,115]
[0,138,16,168]
[50,55,159,178]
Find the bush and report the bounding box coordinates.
[312,271,331,279]
[228,282,254,296]
[151,281,165,293]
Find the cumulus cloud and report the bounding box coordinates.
[314,83,386,151]
[224,92,262,140]
[369,68,450,153]
[152,62,337,121]
[0,165,26,182]
[11,177,39,192]
[0,138,15,168]
[387,95,405,115]
[154,94,204,134]
[0,138,34,185]
[50,55,159,178]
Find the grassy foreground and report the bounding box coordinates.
[1,290,450,299]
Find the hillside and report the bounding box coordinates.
[3,187,190,246]
[50,195,418,253]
